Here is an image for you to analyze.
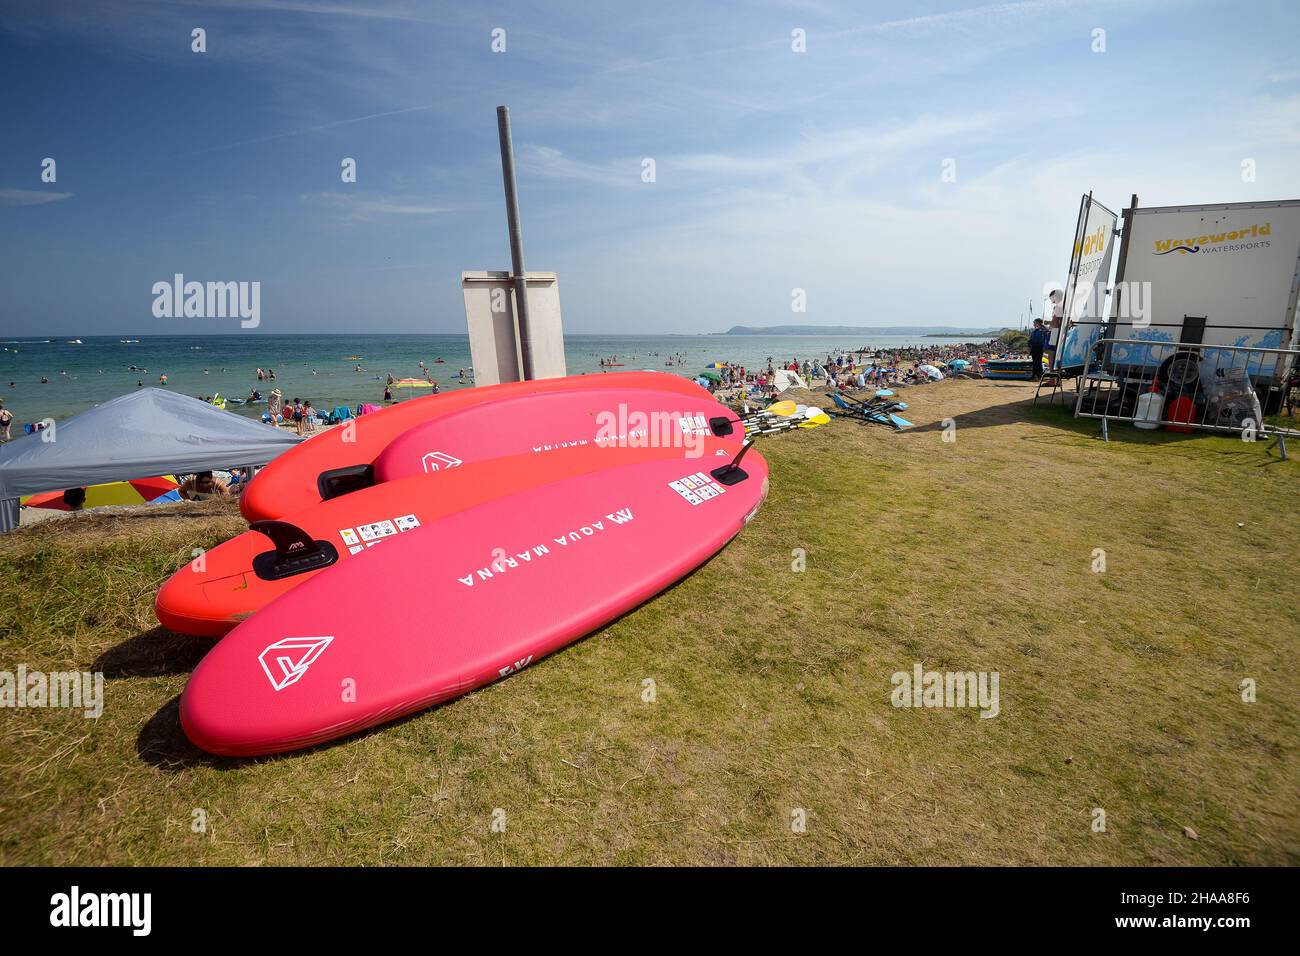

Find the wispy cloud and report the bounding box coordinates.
[0,189,73,206]
[674,113,1003,179]
[828,0,1077,37]
[177,104,442,157]
[145,0,445,23]
[1238,92,1300,145]
[519,145,640,189]
[308,191,452,220]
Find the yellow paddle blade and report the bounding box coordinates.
[765,399,798,417]
[798,412,831,427]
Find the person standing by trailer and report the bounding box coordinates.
[1045,288,1064,361]
[1028,319,1048,379]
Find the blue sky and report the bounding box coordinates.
[1,0,1298,335]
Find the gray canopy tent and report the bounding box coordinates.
[0,388,302,532]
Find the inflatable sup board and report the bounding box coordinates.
[180,449,769,756]
[240,371,710,523]
[368,385,742,482]
[157,438,741,638]
[156,388,745,637]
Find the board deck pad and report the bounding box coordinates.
[240,371,713,522]
[156,388,743,637]
[180,451,769,756]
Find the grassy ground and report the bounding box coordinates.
[1,379,1296,865]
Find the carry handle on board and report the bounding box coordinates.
[317,463,375,501]
[708,416,736,437]
[714,406,830,483]
[249,519,340,581]
[711,440,756,486]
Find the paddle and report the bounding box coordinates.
[742,407,828,438]
[830,401,911,430]
[712,399,799,438]
[713,409,829,484]
[734,399,797,421]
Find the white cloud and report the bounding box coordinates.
[308,192,452,220]
[519,145,641,189]
[0,189,73,206]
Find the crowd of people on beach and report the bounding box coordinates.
[705,339,1011,400]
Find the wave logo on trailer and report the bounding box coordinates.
[1153,221,1272,256]
[422,452,462,473]
[258,636,333,691]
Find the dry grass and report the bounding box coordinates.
[1,380,1296,865]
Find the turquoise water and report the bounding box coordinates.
[0,332,989,424]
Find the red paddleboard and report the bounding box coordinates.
[370,385,738,482]
[157,389,742,637]
[240,371,707,522]
[180,450,769,756]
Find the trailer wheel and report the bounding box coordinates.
[1158,350,1202,397]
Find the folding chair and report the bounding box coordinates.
[1034,370,1066,406]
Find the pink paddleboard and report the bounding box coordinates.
[156,387,743,638]
[370,386,740,482]
[241,371,712,522]
[181,449,769,756]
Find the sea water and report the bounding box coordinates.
[0,332,990,424]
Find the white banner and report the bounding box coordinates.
[1053,195,1118,372]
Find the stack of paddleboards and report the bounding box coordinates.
[983,358,1041,380]
[159,372,823,756]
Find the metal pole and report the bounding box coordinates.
[496,105,534,380]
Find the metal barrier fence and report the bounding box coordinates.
[1072,338,1300,457]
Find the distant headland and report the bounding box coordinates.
[720,325,1001,336]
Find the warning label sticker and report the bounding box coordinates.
[340,514,419,549]
[358,519,398,541]
[668,471,726,506]
[678,414,710,436]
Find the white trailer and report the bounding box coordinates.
[1102,198,1300,386]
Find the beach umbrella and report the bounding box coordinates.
[704,362,726,370]
[21,475,180,510]
[698,370,722,383]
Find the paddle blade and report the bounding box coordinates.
[797,413,831,427]
[766,399,797,417]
